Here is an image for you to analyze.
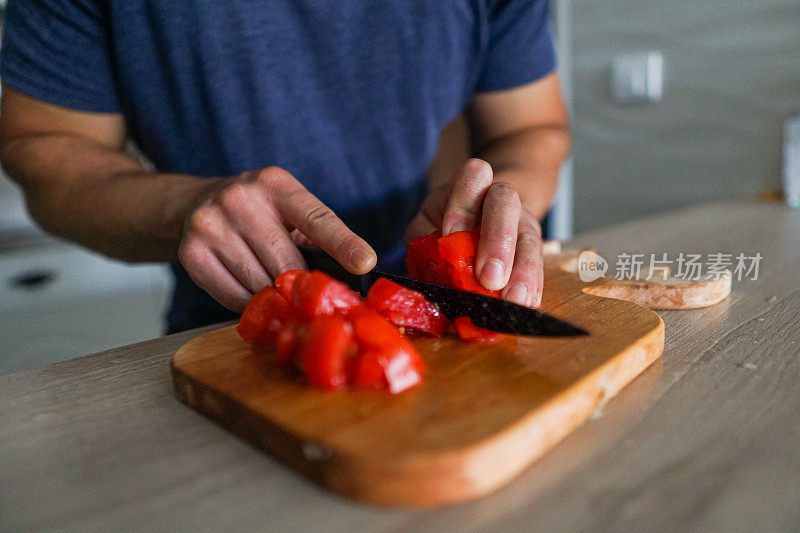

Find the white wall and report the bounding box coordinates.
[570,0,800,232]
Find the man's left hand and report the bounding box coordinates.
[405,158,544,308]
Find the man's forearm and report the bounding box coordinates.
[1,134,219,262]
[477,125,570,221]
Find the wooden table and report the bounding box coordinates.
[2,200,799,532]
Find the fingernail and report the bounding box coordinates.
[480,259,505,291]
[349,247,373,270]
[444,223,468,236]
[506,283,529,306]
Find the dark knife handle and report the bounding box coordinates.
[297,245,371,295]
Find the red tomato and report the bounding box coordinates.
[237,286,293,346]
[380,343,426,394]
[406,230,499,298]
[352,349,386,389]
[274,269,304,301]
[300,315,354,390]
[366,277,450,336]
[292,270,361,319]
[453,316,502,343]
[352,308,404,348]
[274,322,304,366]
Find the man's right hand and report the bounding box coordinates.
[178,166,377,312]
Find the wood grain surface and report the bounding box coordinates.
[1,201,798,531]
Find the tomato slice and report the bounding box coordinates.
[366,277,449,336]
[237,286,293,346]
[453,316,502,343]
[300,315,353,390]
[292,270,361,319]
[274,269,304,301]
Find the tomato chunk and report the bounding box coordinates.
[300,315,353,390]
[237,286,292,346]
[292,270,361,319]
[366,277,449,336]
[406,229,499,297]
[274,269,304,301]
[381,343,426,394]
[453,316,502,343]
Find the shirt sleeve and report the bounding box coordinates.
[0,0,120,112]
[475,0,557,93]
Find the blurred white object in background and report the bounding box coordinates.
[611,51,663,104]
[784,114,800,210]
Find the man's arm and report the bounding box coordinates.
[0,87,376,311]
[406,72,570,307]
[0,87,217,262]
[468,72,570,220]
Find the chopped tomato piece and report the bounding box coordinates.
[274,269,304,301]
[274,322,304,366]
[352,308,404,348]
[292,270,361,319]
[352,349,386,389]
[381,343,426,394]
[366,277,449,336]
[236,286,292,346]
[453,316,502,343]
[406,229,499,297]
[300,315,353,390]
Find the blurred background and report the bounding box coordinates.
[1,0,799,373]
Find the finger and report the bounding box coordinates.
[441,158,493,235]
[178,239,253,312]
[211,232,273,294]
[501,219,544,308]
[290,229,314,247]
[404,211,438,243]
[476,182,521,291]
[215,181,306,278]
[403,184,451,243]
[265,169,377,274]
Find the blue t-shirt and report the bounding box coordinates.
[1,0,556,332]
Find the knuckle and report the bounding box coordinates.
[177,239,203,269]
[303,204,336,229]
[463,158,492,177]
[254,166,286,189]
[186,205,219,236]
[490,181,521,207]
[217,182,249,212]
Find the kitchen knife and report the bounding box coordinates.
[298,246,587,337]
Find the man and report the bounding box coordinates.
[0,1,569,333]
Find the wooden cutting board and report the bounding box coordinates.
[171,255,665,507]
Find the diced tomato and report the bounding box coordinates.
[352,308,404,348]
[381,343,426,394]
[300,315,353,390]
[352,349,386,389]
[366,277,449,336]
[274,269,304,301]
[292,270,361,319]
[274,322,304,366]
[237,286,293,346]
[238,269,428,394]
[437,230,478,269]
[406,229,499,298]
[453,316,502,343]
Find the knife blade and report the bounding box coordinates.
[298,246,587,337]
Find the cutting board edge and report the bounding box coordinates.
[170,315,665,507]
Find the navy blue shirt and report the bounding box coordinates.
[1,0,556,332]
